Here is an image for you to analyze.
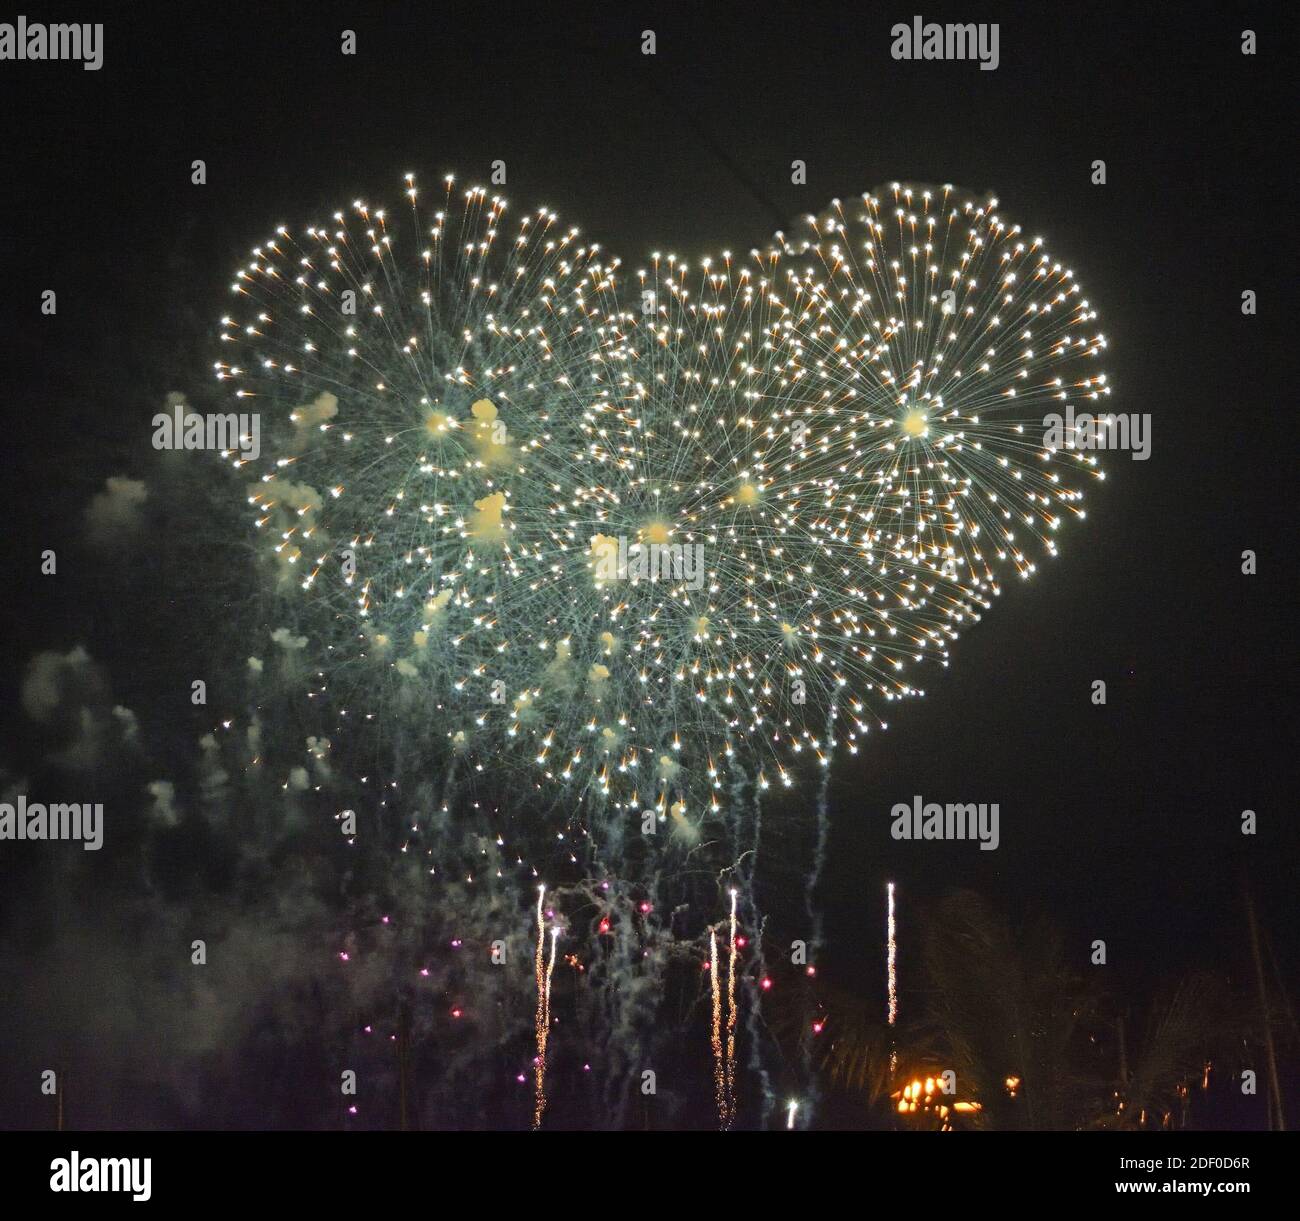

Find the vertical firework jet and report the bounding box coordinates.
[708,890,741,1129]
[887,881,898,1075]
[710,926,726,1128]
[725,888,739,1129]
[533,885,549,1128]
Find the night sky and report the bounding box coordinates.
[0,1,1293,1133]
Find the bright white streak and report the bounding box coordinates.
[710,926,726,1129]
[725,888,739,1129]
[533,885,548,1128]
[887,881,898,1075]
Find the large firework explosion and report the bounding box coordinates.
[211,175,1109,1125]
[217,176,1107,817]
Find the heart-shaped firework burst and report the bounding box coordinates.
[216,175,1109,833]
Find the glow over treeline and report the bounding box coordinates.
[215,175,1109,828]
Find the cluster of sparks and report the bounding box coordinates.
[215,174,1110,829]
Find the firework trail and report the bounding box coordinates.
[707,889,740,1129]
[725,887,739,1129]
[533,885,549,1128]
[710,925,726,1128]
[887,880,898,1075]
[532,924,560,1128]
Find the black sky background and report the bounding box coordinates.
[0,0,1294,1127]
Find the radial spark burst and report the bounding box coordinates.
[215,176,1108,829]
